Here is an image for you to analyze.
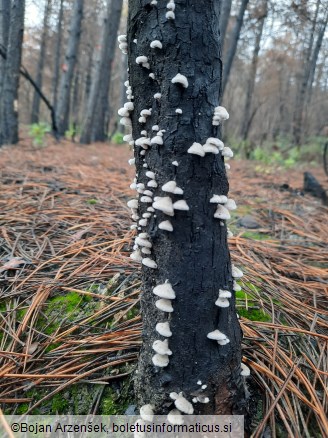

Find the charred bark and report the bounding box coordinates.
[56,0,84,136]
[0,0,25,146]
[127,0,247,416]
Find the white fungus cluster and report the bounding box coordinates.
[169,392,194,414]
[118,34,127,54]
[212,106,229,125]
[166,0,175,19]
[207,329,230,346]
[139,108,152,124]
[187,137,224,157]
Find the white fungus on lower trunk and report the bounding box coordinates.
[155,298,174,313]
[222,146,234,158]
[142,258,157,269]
[241,362,251,376]
[167,409,184,425]
[219,289,232,298]
[152,339,172,355]
[152,353,169,367]
[207,330,227,341]
[210,194,228,204]
[232,264,243,278]
[173,200,189,211]
[153,282,176,299]
[174,396,194,414]
[215,297,230,307]
[155,321,172,337]
[140,404,154,422]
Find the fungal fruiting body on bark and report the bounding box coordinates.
[120,0,248,422]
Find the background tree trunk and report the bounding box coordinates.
[219,0,232,54]
[240,1,267,141]
[52,0,64,112]
[80,0,123,144]
[222,0,249,96]
[56,0,84,136]
[0,0,25,146]
[128,0,246,416]
[0,0,10,102]
[30,0,52,124]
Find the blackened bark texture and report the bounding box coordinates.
[52,0,64,111]
[0,0,25,146]
[30,0,52,124]
[240,2,267,141]
[222,0,249,96]
[56,0,84,136]
[129,0,246,415]
[80,0,123,144]
[219,0,232,54]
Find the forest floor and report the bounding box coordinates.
[0,138,327,437]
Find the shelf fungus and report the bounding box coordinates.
[155,321,172,337]
[142,258,157,269]
[153,196,175,216]
[171,73,188,88]
[210,194,228,204]
[159,220,173,232]
[187,142,205,157]
[153,282,176,299]
[167,409,184,425]
[231,264,243,278]
[207,330,227,341]
[215,297,230,308]
[162,180,183,195]
[155,298,174,313]
[241,363,251,376]
[150,40,163,49]
[152,353,169,367]
[152,339,172,355]
[140,404,154,422]
[173,200,189,211]
[214,204,231,220]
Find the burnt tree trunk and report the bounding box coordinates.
[30,0,52,124]
[56,0,84,136]
[0,0,25,146]
[240,1,267,141]
[52,0,64,112]
[80,0,123,144]
[222,0,249,96]
[127,0,246,416]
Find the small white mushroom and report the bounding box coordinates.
[147,180,158,188]
[149,73,155,79]
[218,338,230,346]
[203,144,219,154]
[201,384,207,389]
[140,196,153,203]
[159,220,173,232]
[151,0,157,4]
[152,125,159,131]
[210,195,228,204]
[197,380,202,385]
[214,204,231,220]
[146,171,155,179]
[118,107,130,117]
[138,116,146,124]
[150,40,162,49]
[225,198,237,210]
[155,299,173,312]
[135,237,152,248]
[120,117,131,127]
[141,247,151,255]
[152,354,169,367]
[219,289,232,298]
[175,108,182,114]
[206,137,224,150]
[166,10,175,19]
[140,404,154,422]
[215,297,230,307]
[153,196,174,216]
[172,161,179,166]
[139,218,148,227]
[154,93,162,99]
[166,1,175,10]
[173,200,189,211]
[227,229,234,238]
[213,106,229,121]
[171,73,188,88]
[143,190,153,197]
[136,55,148,65]
[124,102,134,111]
[222,146,233,158]
[156,321,172,337]
[130,250,142,262]
[150,136,164,146]
[233,280,241,291]
[187,142,205,157]
[162,181,176,193]
[152,339,172,355]
[174,396,194,414]
[124,134,133,142]
[197,396,210,403]
[232,264,243,278]
[241,363,251,376]
[167,409,184,425]
[153,282,176,299]
[207,330,227,341]
[140,109,152,117]
[147,206,155,212]
[127,199,138,209]
[142,258,157,269]
[117,34,127,43]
